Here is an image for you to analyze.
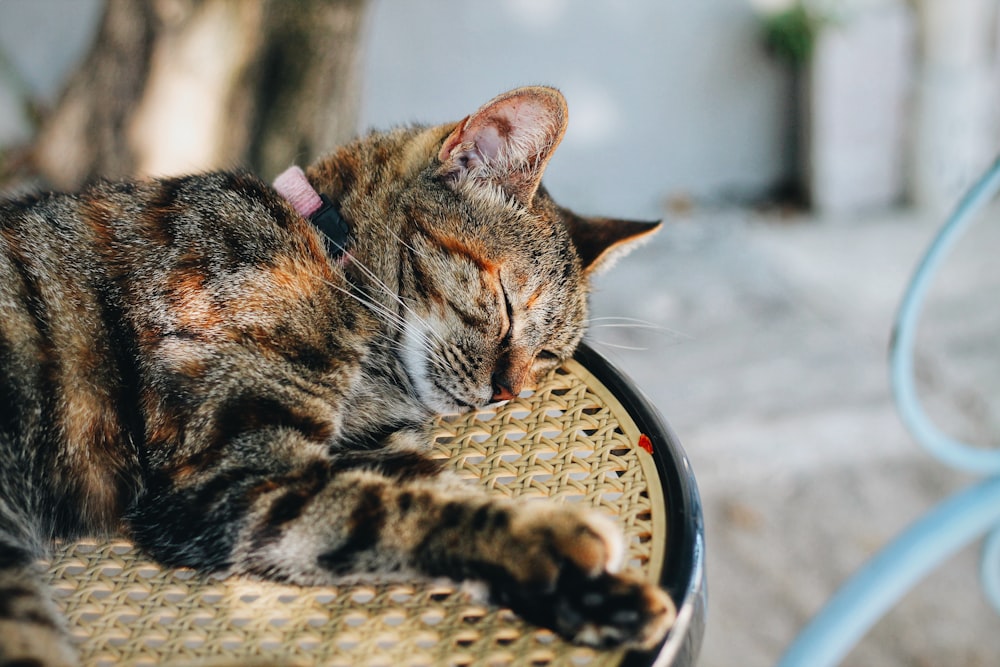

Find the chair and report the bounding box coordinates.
[43,344,706,667]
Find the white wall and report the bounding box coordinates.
[360,0,793,219]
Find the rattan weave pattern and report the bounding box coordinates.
[42,358,667,667]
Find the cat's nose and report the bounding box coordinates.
[490,373,517,402]
[491,354,532,403]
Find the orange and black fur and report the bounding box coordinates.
[0,87,671,665]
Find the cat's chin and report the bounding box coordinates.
[428,392,517,416]
[417,389,483,416]
[398,354,477,415]
[399,318,489,415]
[400,355,511,415]
[406,376,497,415]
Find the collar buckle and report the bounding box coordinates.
[273,166,350,258]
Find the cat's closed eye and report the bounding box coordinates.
[498,281,514,339]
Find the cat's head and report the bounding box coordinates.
[310,87,658,413]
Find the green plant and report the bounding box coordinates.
[761,3,823,65]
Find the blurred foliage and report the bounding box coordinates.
[760,4,824,66]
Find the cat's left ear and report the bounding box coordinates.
[438,86,568,205]
[562,211,662,275]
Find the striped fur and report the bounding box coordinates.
[0,87,670,665]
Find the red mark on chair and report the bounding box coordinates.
[638,434,653,454]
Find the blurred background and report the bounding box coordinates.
[1,0,999,665]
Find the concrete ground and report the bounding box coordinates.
[587,203,1000,666]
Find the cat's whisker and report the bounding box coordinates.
[588,323,691,339]
[585,338,652,352]
[337,254,423,318]
[316,275,438,359]
[586,315,669,327]
[585,316,691,341]
[337,286,408,335]
[345,256,446,347]
[585,315,690,352]
[382,226,431,262]
[586,315,660,325]
[315,275,405,329]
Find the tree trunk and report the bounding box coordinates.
[33,0,368,190]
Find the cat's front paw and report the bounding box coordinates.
[553,567,676,650]
[493,504,676,650]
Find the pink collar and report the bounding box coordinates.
[273,166,324,218]
[273,166,350,256]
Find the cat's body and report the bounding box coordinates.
[0,87,672,666]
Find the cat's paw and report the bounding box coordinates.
[493,504,676,650]
[554,567,676,650]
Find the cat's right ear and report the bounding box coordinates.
[563,211,662,276]
[438,86,568,206]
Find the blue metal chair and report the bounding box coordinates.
[778,156,1000,667]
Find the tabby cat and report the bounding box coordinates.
[0,86,672,665]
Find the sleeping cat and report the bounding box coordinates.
[0,86,671,665]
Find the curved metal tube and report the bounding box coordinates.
[890,154,1000,473]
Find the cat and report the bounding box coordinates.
[0,86,672,666]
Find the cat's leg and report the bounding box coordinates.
[343,472,676,650]
[313,471,672,649]
[450,501,674,649]
[0,533,78,667]
[128,438,674,649]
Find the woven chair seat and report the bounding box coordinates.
[42,346,705,667]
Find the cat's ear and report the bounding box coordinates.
[438,86,568,205]
[563,212,662,275]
